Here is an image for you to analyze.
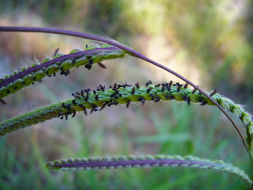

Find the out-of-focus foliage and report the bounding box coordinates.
[0,0,252,189]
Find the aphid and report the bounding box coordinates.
[161,83,166,92]
[126,100,131,108]
[168,81,172,87]
[85,60,93,70]
[72,110,76,118]
[0,99,6,104]
[154,95,160,102]
[95,95,99,101]
[85,94,89,101]
[113,83,118,90]
[135,83,140,89]
[146,87,153,93]
[99,84,105,91]
[97,62,107,69]
[78,104,87,116]
[138,97,146,106]
[176,83,182,92]
[72,100,77,105]
[58,113,64,120]
[131,87,135,94]
[100,101,108,111]
[165,95,171,99]
[62,103,67,109]
[200,100,207,106]
[155,84,160,88]
[53,47,60,57]
[93,90,96,94]
[183,95,191,105]
[210,89,217,97]
[90,104,98,114]
[145,80,152,87]
[124,83,131,87]
[71,58,76,64]
[83,107,87,116]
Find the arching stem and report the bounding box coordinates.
[0,26,251,169]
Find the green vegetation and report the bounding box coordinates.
[0,1,253,189]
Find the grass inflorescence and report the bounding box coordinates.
[0,26,252,189]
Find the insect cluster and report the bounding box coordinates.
[0,45,126,100]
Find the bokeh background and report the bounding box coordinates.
[0,0,252,189]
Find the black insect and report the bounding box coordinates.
[58,113,64,120]
[183,95,191,105]
[72,100,77,105]
[126,100,131,108]
[153,95,160,102]
[99,84,105,91]
[113,83,118,90]
[200,99,207,106]
[90,104,98,114]
[72,110,76,118]
[0,99,6,104]
[85,64,92,70]
[138,97,146,106]
[192,88,197,94]
[131,87,135,94]
[161,83,167,92]
[60,70,70,76]
[168,81,172,87]
[100,101,108,111]
[97,62,107,69]
[145,80,152,87]
[135,83,140,89]
[146,87,153,93]
[210,89,217,97]
[53,47,60,57]
[155,84,160,88]
[85,94,89,101]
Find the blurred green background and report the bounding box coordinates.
[0,0,252,189]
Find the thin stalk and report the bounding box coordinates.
[0,26,251,167]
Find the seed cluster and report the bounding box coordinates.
[0,46,126,100]
[46,154,252,185]
[54,81,215,121]
[2,80,253,150]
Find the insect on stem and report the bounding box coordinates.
[0,26,251,167]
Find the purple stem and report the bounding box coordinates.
[55,159,219,169]
[0,47,118,88]
[0,26,248,156]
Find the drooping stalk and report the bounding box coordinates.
[47,154,252,186]
[0,26,249,157]
[1,82,252,154]
[0,46,125,99]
